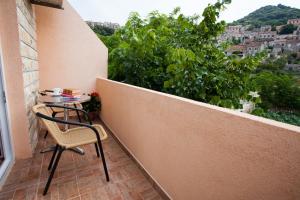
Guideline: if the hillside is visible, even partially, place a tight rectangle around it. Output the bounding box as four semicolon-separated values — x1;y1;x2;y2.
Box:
230;4;300;27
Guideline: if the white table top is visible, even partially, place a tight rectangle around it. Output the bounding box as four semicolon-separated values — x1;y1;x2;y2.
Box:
38;94;91;105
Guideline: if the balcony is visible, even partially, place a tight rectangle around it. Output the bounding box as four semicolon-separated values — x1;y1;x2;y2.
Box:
0;0;299;199
0;78;299;200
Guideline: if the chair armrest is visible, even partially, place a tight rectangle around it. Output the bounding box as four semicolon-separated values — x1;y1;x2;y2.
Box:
45;104;92;125
36;112;102;144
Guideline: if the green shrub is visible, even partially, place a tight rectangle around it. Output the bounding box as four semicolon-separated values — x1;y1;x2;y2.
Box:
279;24;297;35
263;111;300;126
252;71;300;111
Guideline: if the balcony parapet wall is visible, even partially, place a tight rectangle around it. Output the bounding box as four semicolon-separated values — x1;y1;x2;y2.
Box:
97;77;300;200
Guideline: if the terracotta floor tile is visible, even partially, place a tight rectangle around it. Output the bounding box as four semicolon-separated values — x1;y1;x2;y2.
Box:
80;187;109;200
13;184;38;200
36;182;59;200
110;196;123;200
117;182;143;200
22;166;41;182
57;166;76;179
123;192;143;200
0;190;14;200
13;159;32;170
139;188;162;200
31;153;44;167
104;183;122;199
57;177;79;200
77;173;105;195
66;196;80;200
0;120;164;200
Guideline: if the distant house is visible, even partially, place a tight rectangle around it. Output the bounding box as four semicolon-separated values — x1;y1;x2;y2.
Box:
269;39;287;47
271;44;283;57
244;31;259;41
276;25;284;32
221;22;299;58
275;34;299;40
258;31;277;40
86;21;120;30
284;64;300;72
226;42;267;57
246;42;265;56
226;25;243;33
260;25;272;32
226;45;246;57
284;40;300;52
293;26;300;36
287;19;300;26
218;25;245;43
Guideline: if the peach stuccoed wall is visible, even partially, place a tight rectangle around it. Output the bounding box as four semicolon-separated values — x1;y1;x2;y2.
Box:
0;0;32;158
35;1;108;94
97;78;300;200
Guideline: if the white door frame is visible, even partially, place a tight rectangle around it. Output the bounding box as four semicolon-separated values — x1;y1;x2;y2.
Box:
0;50;14;182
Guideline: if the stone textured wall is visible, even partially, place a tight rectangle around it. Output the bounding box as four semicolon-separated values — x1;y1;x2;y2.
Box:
16;0;39;152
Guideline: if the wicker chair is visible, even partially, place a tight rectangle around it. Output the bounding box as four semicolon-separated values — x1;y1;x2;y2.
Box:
32;104;110;195
43;103;83;139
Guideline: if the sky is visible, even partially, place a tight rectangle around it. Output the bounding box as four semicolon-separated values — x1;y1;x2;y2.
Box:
68;0;300;25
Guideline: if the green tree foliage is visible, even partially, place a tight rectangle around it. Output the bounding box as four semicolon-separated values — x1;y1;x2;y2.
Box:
286;52;300;65
102;0;264;109
256;56;287;71
252;71;300;111
251;54;300;125
231;37;241;45
279;24;298;35
262;111;300;126
230;4;300;27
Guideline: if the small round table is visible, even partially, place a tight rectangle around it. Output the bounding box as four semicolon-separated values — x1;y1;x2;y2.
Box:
38;94;91;155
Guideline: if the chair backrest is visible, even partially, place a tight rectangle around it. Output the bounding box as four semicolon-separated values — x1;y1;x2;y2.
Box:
32;104;63;143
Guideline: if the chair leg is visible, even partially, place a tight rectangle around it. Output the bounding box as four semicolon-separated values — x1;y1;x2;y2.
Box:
43;146;64;196
44;112;57;140
48;144;59;170
94;143;100;157
97;141;109;182
43;131;48;139
73;104;82;123
52;112;57;118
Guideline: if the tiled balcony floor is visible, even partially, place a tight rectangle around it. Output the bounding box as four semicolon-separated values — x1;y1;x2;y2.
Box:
0;121;163;200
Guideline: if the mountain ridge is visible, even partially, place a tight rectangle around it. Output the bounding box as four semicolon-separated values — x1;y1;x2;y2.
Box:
230;4;300;27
